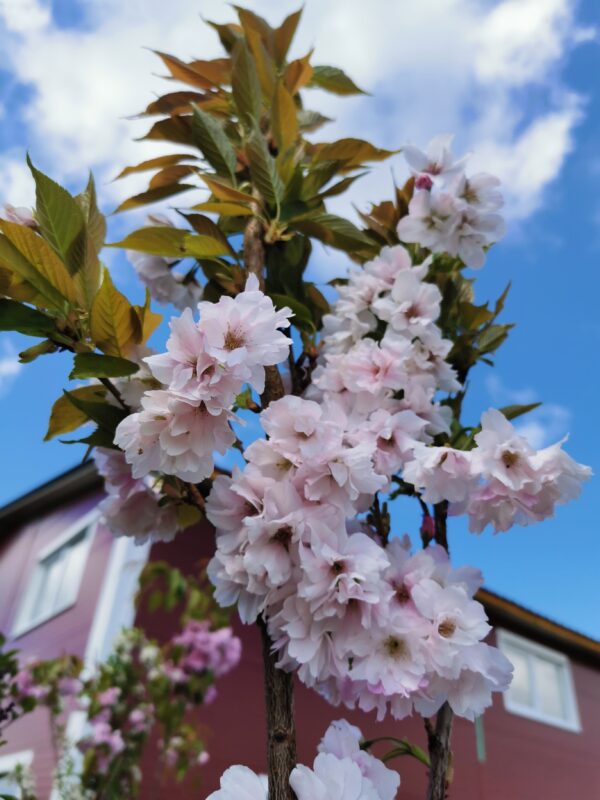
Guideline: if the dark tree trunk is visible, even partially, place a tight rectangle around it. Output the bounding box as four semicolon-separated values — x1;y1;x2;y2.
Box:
258;618;297;800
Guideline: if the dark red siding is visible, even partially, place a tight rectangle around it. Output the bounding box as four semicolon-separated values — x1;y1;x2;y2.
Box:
137;523;600;800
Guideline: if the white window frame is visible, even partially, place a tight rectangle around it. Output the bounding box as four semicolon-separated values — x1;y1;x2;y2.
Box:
497;628;581;733
0;750;34;795
11;509;99;639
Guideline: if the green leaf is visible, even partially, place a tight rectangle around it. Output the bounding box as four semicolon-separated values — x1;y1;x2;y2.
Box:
193;201;252;217
115;183;196;213
62;389;127;432
246;128;284;206
231;40;262;128
90;268;139;356
0;298;56;337
191;105;237;180
176;503;203;530
45;385;106;440
309;65;367;95
70;353;139;379
19;339;58;362
74;173;104;309
270;292;315;332
291;212;374;252
61;425;117;449
27;155;86;275
197;174;255;203
297;109;332;133
478;323;513;355
498;402;542;422
0;220;81;307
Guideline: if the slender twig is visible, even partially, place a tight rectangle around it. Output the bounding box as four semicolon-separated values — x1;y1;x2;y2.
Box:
99;377;129;411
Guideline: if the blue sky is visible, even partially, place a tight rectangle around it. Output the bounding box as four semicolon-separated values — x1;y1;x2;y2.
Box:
0;0;599;638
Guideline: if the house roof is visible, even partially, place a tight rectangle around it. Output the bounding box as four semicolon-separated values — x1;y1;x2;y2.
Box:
0;461;101;529
1;463;598;665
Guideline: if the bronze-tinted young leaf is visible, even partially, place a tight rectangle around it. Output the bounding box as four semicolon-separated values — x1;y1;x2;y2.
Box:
206;20;243;53
115;183;196;213
191;105;237;180
184;233;233;258
0;220;82;307
139;116;194;146
69;352;139;380
312;138;397;167
244;26;276;99
273;7;302;65
285;52;313;95
193;200;253;216
133;289;163;344
90;268;139;356
0;298;56;337
309;65;366;95
179;212;235;255
115;153;199;181
44;385;106;441
108;226;188;257
187;58;232;85
139;90;207;117
499;403;542;422
272;80;299;154
231;40;262;128
317;172;366;200
198;174;255;204
149;164;199;189
154;51;217;90
246;128;284;206
27;156;86;275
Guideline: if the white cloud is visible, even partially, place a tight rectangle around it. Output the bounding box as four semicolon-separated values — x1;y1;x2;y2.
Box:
0;339;22;396
0;0;594;226
485;374;571;448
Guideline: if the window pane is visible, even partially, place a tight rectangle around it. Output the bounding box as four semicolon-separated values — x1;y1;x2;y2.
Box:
54;530;88;610
505;645;532;707
535;658;565;719
31;553;64;620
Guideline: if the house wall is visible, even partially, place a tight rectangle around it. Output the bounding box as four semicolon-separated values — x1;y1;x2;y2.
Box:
1;489;598;799
137;523;600;800
0;488;114;799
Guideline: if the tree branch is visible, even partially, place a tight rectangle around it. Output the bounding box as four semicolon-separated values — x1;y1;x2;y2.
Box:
243;207;297;799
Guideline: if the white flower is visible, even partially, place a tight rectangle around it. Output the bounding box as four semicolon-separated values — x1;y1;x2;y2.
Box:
290;753;381;800
402;134;469;180
206;765;268;800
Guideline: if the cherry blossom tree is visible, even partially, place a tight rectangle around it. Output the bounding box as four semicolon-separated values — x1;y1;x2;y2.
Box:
0;7;590;800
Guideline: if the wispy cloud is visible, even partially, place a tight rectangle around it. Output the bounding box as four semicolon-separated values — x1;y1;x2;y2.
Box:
485;373;571;448
0;0;593;230
0;339;22;397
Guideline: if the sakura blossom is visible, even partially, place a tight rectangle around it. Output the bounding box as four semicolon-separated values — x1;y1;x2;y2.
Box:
209;719;399;800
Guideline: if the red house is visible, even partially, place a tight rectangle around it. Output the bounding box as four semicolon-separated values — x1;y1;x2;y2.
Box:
1;463;599;798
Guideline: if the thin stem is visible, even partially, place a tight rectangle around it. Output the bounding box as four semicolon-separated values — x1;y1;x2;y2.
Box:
99;377;129;411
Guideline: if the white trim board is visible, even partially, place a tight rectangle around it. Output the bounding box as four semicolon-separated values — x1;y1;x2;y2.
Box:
498;628;581;733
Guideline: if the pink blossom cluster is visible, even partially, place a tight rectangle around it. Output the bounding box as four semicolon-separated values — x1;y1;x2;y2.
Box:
208;718;400;800
404;408;591;533
172;620;241;679
95;447;180;544
127;215;203;310
113;274;292;485
397;134;505;268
